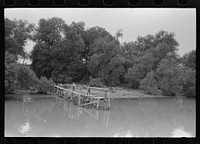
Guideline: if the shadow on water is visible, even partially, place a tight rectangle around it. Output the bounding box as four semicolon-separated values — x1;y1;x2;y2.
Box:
5;95;195;137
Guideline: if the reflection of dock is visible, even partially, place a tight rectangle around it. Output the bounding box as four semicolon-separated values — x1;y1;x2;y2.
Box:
61;99;110;127
54;84;110;110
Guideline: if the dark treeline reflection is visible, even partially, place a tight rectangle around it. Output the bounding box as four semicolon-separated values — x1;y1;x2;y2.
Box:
5;97;195;137
5;17;196;97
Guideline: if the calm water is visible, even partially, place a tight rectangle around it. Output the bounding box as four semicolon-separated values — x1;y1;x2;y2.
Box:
5;96;195;137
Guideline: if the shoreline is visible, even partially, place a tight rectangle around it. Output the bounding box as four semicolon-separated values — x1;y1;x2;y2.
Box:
5;89;190;100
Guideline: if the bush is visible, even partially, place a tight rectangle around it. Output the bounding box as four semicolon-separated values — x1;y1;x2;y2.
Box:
52;72;72;84
5;51;18;94
140;71;160;95
181;68;196;97
89;78;105;87
17;64;39;90
37;76;55;94
155;58;183;96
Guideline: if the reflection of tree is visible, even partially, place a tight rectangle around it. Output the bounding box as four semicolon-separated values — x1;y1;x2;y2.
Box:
21;98;56;136
18;119;32;136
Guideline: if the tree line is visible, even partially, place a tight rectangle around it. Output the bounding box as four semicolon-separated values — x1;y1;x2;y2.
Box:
5;17;196;97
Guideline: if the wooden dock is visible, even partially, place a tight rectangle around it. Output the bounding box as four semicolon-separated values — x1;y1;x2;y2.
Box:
54;84;110;110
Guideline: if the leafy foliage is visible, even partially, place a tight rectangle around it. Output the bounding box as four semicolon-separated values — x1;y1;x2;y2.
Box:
5;18;34;58
140;71;160;95
5;51;18;93
37;76;55;94
89;78;105;87
181;50;196;70
17;64;38;90
155;58;183;96
180;68;196;97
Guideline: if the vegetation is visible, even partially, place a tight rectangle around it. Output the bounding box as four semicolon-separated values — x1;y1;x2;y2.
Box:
37;76;55;94
5;17;196;97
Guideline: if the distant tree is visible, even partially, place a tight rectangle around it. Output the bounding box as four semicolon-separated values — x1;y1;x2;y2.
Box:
87;36;125;86
140;71;159;95
5;51;18;93
37;76;55;94
181;50;196;70
180;68;196;97
31;17;66;78
155;58;183;96
5;18;35;59
115;29;123;40
125;63;146;89
17;64;39;90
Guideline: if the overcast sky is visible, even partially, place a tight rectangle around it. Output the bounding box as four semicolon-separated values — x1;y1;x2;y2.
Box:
5;8;196;57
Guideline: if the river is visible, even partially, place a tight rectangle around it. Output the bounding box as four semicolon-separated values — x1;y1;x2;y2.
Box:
5;95;195;137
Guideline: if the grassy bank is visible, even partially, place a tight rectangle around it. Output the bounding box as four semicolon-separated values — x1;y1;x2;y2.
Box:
61;84;171;99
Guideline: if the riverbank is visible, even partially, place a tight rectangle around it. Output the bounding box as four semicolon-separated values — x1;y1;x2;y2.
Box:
62;84;172;99
5;85;188;100
5;90;56;100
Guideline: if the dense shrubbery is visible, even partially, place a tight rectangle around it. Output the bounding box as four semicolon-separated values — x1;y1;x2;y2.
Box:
17;64;38;90
5;51;55;94
89;78;105;87
181;68;196;97
140;71;160;95
37;76;55;94
5;52;18;93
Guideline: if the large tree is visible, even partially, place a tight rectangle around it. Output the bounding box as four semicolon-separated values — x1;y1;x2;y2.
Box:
5;18;34;59
31;17;66;78
124;30;180;88
31;18;86;83
181;50;196;70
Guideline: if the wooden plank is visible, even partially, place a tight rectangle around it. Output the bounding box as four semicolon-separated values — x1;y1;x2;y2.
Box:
92;97;105;100
81;100;98;106
55;85;71;92
90;86;109;92
80;93;97;97
78;95;81;105
71;91;81;95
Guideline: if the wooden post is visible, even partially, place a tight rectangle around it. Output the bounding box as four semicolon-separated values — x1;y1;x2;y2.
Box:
97;99;99;109
87;86;91;95
72;83;76;91
107;91;110;109
78;94;81;106
70;91;72;101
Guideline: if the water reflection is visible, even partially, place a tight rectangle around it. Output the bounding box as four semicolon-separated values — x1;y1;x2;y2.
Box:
172;128;192;137
18;120;31;136
5;96;195;137
114;130;135;137
61;97;110;127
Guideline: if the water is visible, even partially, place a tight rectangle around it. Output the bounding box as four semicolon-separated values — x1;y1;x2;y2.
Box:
5;95;195;137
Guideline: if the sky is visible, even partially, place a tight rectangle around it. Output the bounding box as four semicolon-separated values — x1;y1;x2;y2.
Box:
5;8;196;59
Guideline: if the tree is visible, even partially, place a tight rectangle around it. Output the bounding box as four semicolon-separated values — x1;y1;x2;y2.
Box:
31;17;66;79
86;35;125;86
115;29;123;40
181;50;196;70
155;58;183;96
125;63;146;88
140;71;159;95
180;68;196;97
5;18;35;58
5;51;18;93
31;18;86;83
17;64;39;90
